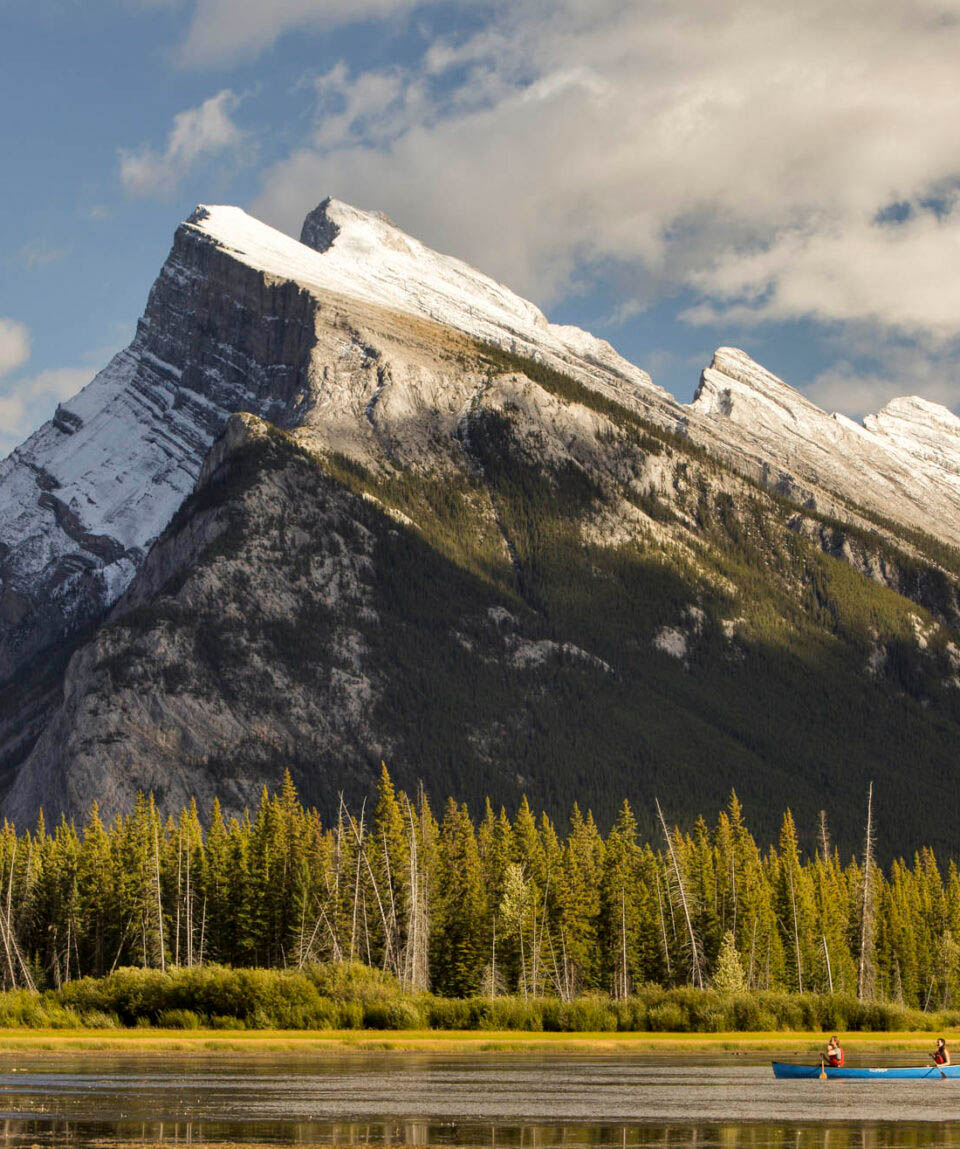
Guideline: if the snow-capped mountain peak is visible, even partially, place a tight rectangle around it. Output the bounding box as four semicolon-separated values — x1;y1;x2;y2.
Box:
3;195;960;700
689;345;960;538
187;200;661;400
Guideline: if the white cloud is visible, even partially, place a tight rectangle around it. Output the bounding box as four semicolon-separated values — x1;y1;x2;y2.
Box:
0;367;96;455
119;89;242;196
0;320;97;454
249;0;960;337
177;0;434;68
10;241;66;271
804;343;960;420
312;64;412;151
687;205;960;339
0;319;30;377
18;367;95;402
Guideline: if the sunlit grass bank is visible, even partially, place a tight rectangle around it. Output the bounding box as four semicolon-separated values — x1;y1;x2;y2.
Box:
0;1028;949;1055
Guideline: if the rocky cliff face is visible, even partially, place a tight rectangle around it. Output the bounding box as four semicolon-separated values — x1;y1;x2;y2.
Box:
0;208;321;686
3;197;960;850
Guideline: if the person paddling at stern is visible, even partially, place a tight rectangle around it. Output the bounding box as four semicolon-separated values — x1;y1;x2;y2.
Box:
932;1038;951;1066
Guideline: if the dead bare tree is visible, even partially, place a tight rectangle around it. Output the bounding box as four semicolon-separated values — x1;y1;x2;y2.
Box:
822;934;834;994
347;804;402;978
747;915;758;989
0;843;36;991
400;792;429;992
655;798;703;989
348;799;365;962
654;870;672;980
787;863;803;994
616;888;629;999
730;848;738;939
817;810;832;864
153;820;166;972
858;781;877;1002
175;832;182;967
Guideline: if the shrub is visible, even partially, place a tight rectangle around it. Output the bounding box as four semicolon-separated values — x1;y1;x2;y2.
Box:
273;994;339;1030
759;992;804;1030
157;1008;202;1029
647;1002;685;1032
557;997;617;1032
362;999;424;1029
337;1001;364;1029
730;994;761;1031
0;994;83;1029
482;997;543;1031
819;995;854;1032
210;1015;246;1030
306;962;401;1002
80;1009;119;1029
613;999;648;1032
679;989;731;1032
427;997;475;1029
8;965;960;1036
756;1009;779;1031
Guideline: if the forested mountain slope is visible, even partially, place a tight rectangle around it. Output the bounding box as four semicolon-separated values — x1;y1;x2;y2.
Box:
2;199;960;854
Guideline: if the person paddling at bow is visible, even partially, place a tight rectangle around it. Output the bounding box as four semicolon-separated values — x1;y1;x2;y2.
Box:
932;1038;951;1066
821;1035;844;1071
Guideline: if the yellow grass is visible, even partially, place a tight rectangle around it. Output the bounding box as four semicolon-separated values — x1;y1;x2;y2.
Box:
0;1028;948;1056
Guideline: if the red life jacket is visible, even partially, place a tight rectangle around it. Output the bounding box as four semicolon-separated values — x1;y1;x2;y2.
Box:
828;1047;844;1067
935;1050;947;1065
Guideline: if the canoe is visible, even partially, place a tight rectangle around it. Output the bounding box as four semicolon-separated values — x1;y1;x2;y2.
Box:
772;1061;960;1079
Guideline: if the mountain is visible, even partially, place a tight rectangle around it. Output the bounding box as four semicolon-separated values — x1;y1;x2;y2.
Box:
2;198;960;853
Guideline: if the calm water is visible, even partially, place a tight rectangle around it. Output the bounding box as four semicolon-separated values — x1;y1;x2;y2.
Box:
0;1051;958;1146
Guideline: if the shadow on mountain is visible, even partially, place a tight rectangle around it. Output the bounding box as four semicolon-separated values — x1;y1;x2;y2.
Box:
5;418;959;862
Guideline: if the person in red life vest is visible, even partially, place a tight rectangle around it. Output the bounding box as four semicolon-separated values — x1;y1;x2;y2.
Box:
823;1035;844;1068
932;1037;951;1066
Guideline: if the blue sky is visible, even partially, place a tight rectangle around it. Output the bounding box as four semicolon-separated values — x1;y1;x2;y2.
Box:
3;0;960;455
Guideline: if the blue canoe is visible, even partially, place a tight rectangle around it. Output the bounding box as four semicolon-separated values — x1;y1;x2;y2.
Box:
773;1061;960;1080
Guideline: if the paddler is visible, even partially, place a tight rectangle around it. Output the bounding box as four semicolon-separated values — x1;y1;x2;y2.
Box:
932;1037;951;1066
821;1035;844;1069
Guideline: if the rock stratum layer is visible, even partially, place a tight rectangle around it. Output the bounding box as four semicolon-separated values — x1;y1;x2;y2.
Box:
2;198;960;852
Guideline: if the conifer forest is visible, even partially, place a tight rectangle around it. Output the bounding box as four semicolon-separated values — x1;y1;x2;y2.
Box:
1;767;959;1023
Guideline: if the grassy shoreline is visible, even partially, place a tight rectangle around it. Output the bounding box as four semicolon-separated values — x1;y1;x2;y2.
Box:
0;1028;949;1055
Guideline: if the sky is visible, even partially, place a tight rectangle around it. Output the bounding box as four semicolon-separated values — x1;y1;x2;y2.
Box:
3;0;960;456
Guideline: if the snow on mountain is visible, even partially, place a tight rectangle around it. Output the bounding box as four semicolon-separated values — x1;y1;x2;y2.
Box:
189;199;667;408
865;396;960;478
3;197;960;693
0;209;320;679
689;347;960;544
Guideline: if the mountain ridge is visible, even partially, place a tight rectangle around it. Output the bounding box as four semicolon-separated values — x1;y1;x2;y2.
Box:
2;197;960;849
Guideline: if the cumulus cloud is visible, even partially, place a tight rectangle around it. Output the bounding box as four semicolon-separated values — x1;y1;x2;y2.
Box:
805;342;960;420
0;322;97;455
0;320;30;377
176;0;434;68
0;367;97;455
119;89;242;196
250;0;960;339
687;204;960;340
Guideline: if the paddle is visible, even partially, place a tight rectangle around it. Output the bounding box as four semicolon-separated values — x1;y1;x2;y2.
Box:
820;1055;827;1080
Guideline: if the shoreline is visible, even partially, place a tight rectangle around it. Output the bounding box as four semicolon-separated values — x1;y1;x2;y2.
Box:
0;1029;949;1055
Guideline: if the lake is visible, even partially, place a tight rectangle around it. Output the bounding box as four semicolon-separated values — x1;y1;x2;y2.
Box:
0;1051;958;1145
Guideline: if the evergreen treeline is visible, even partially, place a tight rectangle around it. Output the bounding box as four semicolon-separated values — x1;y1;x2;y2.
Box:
1;769;958;1012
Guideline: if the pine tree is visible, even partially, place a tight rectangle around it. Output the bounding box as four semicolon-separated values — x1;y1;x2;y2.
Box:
431;800;486;995
712;930;746;994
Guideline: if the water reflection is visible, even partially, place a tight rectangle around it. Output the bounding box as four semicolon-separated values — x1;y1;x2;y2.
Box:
1;1120;960;1146
0;1054;958;1145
